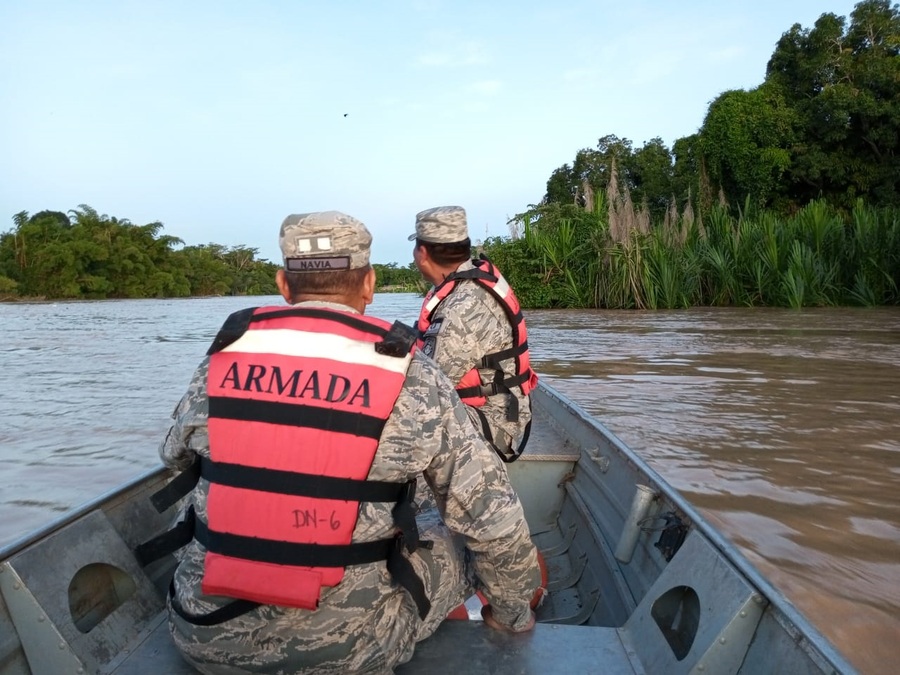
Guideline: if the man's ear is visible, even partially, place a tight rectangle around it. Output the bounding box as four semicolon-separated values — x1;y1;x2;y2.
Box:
361;267;376;307
275;269;292;303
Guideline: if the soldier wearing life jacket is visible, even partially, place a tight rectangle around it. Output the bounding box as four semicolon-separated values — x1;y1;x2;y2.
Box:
157;211;540;674
411;206;539;462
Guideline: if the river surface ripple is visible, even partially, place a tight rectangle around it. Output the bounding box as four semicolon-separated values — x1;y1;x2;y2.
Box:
1;296;898;673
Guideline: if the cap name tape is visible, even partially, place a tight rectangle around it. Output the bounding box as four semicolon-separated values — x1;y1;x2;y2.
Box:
285;256;351;272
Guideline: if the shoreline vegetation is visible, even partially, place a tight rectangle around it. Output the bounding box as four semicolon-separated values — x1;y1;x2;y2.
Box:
2;2;897;309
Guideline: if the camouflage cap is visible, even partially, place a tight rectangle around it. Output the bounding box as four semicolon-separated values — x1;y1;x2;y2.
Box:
408;205;469;244
279;211;371;272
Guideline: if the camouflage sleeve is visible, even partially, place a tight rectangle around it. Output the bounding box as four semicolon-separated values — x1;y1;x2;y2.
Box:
426;285;505;385
158;357;210;471
409;355;541;630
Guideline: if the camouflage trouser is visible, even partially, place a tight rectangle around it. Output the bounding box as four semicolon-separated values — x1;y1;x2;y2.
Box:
173;508;471;675
405;507;473;644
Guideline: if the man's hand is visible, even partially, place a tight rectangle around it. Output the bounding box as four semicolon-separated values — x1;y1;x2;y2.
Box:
481;605;536;633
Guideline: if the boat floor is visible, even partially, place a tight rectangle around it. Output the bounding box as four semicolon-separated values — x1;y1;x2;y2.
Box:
111;610;638;675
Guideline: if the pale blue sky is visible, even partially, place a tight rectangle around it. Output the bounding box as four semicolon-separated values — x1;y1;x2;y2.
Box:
0;1;861;265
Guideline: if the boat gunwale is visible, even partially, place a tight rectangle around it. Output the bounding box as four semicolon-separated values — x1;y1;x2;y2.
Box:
0;465;170;561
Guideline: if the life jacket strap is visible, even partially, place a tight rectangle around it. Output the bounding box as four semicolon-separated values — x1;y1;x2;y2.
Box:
136;465;420;562
165;515;431;626
206;307;258;355
375;321;418;357
168;533;432;627
387;534;431;620
470;407;533;464
444;267;497;284
207;306;416;358
149;461;201;513
134;505;197;566
168;578;262;626
479;340;528;368
199;457;416;504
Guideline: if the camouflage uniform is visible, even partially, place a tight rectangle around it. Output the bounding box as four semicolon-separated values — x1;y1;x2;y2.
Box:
412;207;533;458
159;210;540;675
419;259;532;457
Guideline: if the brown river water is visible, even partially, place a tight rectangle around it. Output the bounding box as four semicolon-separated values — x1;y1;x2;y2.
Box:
1;296;898;673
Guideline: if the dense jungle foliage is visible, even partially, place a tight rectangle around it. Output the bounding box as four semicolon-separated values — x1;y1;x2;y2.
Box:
2;1;897;307
0;205;422;300
484;0;900;309
0;206;280;300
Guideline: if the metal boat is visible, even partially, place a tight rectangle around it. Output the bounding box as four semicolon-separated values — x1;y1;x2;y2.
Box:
0;382;857;674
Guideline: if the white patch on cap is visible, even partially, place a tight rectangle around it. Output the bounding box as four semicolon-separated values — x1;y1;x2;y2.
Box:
294;236;333;253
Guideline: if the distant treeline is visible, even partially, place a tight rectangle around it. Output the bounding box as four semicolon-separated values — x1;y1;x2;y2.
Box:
0;205;421;300
0;206;280;300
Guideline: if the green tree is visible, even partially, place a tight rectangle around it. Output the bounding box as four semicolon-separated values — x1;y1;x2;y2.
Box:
699;84;796;209
765;0;900;208
543;135;635;205
630;138;675;220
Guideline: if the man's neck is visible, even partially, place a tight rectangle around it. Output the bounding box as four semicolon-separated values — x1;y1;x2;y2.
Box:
292;295;365;314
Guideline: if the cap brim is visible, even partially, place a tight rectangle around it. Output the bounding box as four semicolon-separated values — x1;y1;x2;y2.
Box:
407;232;417;241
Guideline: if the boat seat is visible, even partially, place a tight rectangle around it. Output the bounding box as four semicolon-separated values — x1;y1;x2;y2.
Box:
396;620;640;674
112;613;642;675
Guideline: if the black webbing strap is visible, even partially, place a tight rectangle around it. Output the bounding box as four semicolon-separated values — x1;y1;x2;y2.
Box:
206;307;258;355
249;307;388;338
200;458;421;552
471;406;532;464
471;406;496;447
189;520;430;622
208;397;387;439
194;518;393;566
150;461;201;513
206;306;402;357
168;579;261;627
455;371;531;401
200;457;414;503
479;340;528;368
387;536;431;619
512;418;532;462
375;321;418;357
168;532;430;625
445;267;497;284
134;506;197;567
138;468;420;565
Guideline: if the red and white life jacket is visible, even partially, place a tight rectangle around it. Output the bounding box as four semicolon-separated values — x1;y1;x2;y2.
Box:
196;306;424;614
416;258;538;460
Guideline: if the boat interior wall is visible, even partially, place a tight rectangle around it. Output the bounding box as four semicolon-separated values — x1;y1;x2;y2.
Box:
620;531;768;674
0;470;176;675
0;600;29;675
512;387;771;673
1;510;162;675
